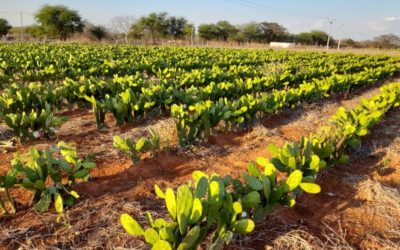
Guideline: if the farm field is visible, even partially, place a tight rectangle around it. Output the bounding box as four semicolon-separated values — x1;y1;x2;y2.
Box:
0;44;399;249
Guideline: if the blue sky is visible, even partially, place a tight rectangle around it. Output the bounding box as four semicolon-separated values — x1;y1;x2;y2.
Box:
1;0;399;40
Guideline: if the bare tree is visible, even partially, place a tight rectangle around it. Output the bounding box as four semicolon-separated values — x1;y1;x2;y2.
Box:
373;33;400;49
111;16;135;43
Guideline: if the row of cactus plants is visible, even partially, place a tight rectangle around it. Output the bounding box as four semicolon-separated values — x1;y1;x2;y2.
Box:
120;82;400;249
1;50;398;141
85;63;399;132
171;64;399;146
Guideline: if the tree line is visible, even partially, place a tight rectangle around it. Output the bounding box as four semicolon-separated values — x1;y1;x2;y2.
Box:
1;4;400;49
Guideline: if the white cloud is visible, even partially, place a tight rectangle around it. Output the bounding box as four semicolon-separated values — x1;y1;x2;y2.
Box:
313;19;325;28
384;16;400;21
369;21;389;31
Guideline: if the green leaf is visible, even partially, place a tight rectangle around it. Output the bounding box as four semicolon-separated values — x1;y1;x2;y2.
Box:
243;174;263;191
73;169;89;179
34;194;51;212
54;192;63;213
267;144;279;155
33;180;45;190
120;213;144;236
189;198;203;224
209;180;221;205
64;196;74;207
357;128;368;136
154;185;165;199
194;177;208;198
256;157;269;167
70;190;80;199
222;111;231;120
337;154;349;164
152;240;172;250
135;138;147;151
309;155;320;171
176;185;193;235
209;236;224;250
263;161;276;177
192;170;208;182
288;157;296;169
242;191;260;210
146;211;155;227
262;176;271;201
283;196;296;207
159;226;174;242
145;228;160;246
285;170;302;191
154;218;167;229
345;137;361;147
247;162;261;177
233;219;255;234
178;226;200;250
59;159;72;172
233;202;242;214
165;188;177;220
301;176;315;183
82;162;96;169
300;183;321;194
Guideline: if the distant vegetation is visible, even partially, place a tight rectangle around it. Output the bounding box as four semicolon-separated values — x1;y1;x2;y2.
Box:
0;18;12;36
1;4;400;49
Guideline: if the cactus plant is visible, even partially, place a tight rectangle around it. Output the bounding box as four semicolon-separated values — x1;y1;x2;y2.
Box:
9;142;96;213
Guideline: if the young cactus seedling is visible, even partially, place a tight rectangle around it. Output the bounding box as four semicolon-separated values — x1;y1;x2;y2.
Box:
0;169;17;214
113;129;161;164
10;142;96;214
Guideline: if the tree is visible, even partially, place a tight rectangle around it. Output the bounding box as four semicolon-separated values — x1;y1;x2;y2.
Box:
35;5;84;40
309;30;330;46
130;22;145;40
198;21;238;42
296;30;330;46
373;33;400;49
239;22;262;43
198;24;219;41
259;22;288;42
25;25;46;38
182;23;195;41
216;21;238;41
111;16;136;43
296;32;314;45
341;38;361;48
89;25;107;41
0;18;12;36
135;12;169;44
166;16;188;40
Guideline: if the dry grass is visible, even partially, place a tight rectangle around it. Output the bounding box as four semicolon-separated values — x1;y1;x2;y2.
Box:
271;223;353;250
0;195;153;249
229;216;354;250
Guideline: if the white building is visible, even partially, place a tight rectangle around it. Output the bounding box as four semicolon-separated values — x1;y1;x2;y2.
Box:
269;42;296;49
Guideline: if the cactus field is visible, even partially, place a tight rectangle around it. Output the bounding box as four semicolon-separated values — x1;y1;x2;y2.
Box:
0;44;399;249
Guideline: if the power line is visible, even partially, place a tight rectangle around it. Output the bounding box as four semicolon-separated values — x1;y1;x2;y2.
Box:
239;0;326;20
223;0;328;20
222;0;265;12
0;11;33;15
222;0;349;41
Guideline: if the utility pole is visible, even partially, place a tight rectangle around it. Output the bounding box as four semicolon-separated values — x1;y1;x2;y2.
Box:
337;23;344;51
190;24;195;46
20;12;24;41
326;19;335;50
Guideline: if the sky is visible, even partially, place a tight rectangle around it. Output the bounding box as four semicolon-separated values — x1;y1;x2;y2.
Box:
1;0;400;40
